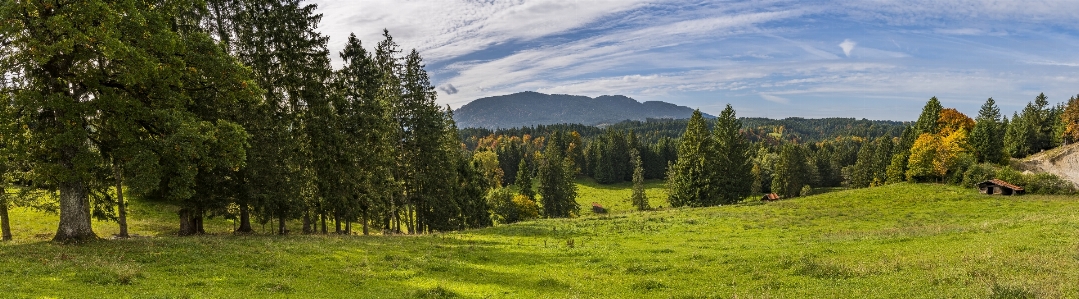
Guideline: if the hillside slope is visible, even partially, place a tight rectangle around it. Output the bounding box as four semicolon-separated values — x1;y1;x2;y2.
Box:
3;184;1078;298
1015;142;1079;187
453;91;709;129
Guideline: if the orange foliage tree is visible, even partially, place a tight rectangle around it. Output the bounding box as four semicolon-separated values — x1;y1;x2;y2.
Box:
937;108;975;136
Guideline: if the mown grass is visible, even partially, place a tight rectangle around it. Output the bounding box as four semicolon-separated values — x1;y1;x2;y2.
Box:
2;183;1078;298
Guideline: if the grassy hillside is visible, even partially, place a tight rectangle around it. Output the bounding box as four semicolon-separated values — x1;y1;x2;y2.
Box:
2;183;1078;298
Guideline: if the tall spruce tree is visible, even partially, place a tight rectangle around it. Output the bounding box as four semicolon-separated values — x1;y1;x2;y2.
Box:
628;149;649;211
515;159;535;199
712;104;753;205
538;133;579;218
771;144;810;198
914;97;944;136
850;139;877;188
970;98;1004;164
667;110;715;207
871;136;894;186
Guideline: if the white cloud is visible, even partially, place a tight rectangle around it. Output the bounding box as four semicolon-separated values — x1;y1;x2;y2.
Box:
760;93;790;104
839;39;856;57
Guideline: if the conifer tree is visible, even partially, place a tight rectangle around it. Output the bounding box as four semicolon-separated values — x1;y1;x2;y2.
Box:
1004;112;1029;158
970;98;1004;164
712;104;753;205
850;139;877;188
871;136;894;186
914;97;944;135
628;149;649;211
667;110;716;207
515;159;535;199
538;133;579;218
771;144;810;198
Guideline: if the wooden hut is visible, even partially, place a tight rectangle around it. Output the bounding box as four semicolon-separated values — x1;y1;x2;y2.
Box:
761;193;780;202
977;179;1025;196
591;202;607;214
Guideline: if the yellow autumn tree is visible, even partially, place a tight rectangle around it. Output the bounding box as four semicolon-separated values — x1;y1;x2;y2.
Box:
472;151;504;188
937;108;975;136
1063;95;1079;144
935;127;972;177
906;133;940;181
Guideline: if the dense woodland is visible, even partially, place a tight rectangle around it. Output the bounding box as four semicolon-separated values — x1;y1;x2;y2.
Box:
2;0;1078;244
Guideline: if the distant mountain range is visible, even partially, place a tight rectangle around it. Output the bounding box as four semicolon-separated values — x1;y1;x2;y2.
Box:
453;91;710;129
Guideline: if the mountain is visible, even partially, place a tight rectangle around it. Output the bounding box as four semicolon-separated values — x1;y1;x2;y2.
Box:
453;91;710;129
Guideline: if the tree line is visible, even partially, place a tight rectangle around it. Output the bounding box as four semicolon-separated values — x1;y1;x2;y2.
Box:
0;0;578;242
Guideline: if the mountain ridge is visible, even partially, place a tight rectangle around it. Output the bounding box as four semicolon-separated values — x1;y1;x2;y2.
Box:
453;91;711;129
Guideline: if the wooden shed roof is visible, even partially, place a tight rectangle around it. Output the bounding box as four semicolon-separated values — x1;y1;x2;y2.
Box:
980;179;1024;191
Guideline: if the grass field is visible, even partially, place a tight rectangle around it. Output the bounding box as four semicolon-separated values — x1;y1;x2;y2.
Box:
2;182;1078;298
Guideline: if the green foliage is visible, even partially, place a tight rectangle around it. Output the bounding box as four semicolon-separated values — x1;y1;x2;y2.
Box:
628;150;649;211
537;136;579;218
914;97;943;136
711;105;754;205
487;188;538;224
970;98;1004;164
666;110;715;207
771;144;812;198
514;159;535;199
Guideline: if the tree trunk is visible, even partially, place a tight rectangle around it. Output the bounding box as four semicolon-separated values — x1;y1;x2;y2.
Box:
1;198;11;241
334;212;342;234
54;180;96;242
196;210;205;234
277;214;286;235
302;212;312;234
405;204;414;235
178;208;198;236
361;210;369;236
320;212;327;234
394;207;402;234
236;204;253;233
114;165;129;238
345;221;351;235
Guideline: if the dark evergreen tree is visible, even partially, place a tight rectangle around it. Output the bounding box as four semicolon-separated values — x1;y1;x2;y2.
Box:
850;139;877;188
628;149;649;211
515;159;535;199
970;98;1004;164
771;144;811;198
667;110;716;207
914;97;944;136
871;136;894;186
712;104;753;205
538;133;579;218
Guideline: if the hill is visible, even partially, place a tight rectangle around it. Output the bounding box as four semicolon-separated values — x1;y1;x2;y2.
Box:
3;183;1078;297
1015;142;1079;187
452;91;710;129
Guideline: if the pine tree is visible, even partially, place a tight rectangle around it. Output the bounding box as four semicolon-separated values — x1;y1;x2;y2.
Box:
712;104;753;205
771;144;810;198
970;98;1004;164
628;150;649;211
871;136;894;186
1004;112;1029;158
538;133;579;218
515;159;535;199
850;139;877;188
914;97;944;135
667;110;716;207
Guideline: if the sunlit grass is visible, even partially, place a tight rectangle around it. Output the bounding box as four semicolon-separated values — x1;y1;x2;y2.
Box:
1;183;1077;298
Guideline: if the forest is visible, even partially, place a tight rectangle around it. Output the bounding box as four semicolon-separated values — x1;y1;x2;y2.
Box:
2;0;1079;246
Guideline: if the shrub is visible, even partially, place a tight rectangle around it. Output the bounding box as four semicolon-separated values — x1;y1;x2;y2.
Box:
1024;173;1076;195
799;185;813;197
488;188;539;224
961;163;997;187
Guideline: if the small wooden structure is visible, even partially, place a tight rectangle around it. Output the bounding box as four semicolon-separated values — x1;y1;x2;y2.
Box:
977;179;1025;196
591;202;607;214
761;193;780;202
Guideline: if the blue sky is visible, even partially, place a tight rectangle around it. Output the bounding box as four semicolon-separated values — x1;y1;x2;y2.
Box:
310;0;1079;121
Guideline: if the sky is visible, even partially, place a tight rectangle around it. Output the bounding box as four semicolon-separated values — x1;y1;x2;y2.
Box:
309;0;1079;121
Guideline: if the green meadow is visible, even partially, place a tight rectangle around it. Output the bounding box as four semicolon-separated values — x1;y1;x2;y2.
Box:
2;182;1078;298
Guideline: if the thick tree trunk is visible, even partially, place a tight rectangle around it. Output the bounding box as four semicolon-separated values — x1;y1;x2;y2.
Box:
345;221;351;235
114;166;129;238
236;205;253;233
1;198;11;241
54;180;96;242
196;210;205;234
178;208;199;236
361;211;369;236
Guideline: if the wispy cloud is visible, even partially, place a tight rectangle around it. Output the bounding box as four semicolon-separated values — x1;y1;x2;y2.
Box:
310;0;1079;120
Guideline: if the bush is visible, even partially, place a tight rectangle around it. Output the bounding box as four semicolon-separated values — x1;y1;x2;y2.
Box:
799;185;813;197
488;188;539;224
960;163;997;187
1024;173;1076;195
